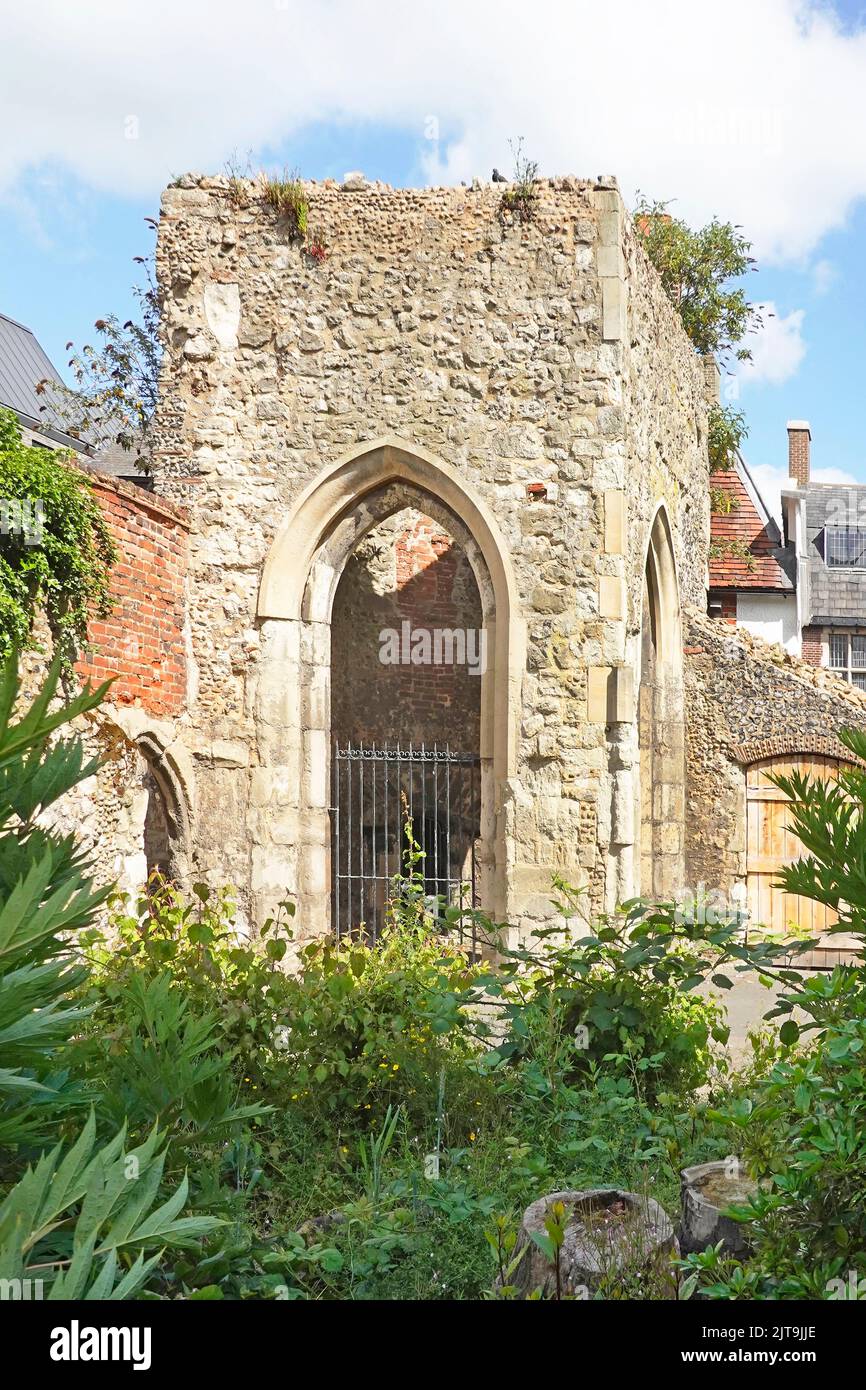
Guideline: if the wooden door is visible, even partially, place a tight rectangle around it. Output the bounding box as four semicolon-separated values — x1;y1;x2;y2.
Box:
746;754;857;967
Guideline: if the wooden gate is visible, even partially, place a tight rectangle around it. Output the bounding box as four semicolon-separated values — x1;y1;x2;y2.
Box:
746;754;857;967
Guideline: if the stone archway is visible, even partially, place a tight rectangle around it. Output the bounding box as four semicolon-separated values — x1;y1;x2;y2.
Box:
638;505;685;897
255;438;524;938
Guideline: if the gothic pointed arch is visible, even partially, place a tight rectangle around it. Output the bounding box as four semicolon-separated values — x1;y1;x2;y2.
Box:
638;503;685;897
254;438;525;936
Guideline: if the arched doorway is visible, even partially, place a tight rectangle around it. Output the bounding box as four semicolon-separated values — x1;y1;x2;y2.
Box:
330;503;483;940
255;438;524;939
638;506;685;897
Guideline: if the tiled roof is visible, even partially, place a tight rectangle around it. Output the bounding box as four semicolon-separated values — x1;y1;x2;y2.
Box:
0;311;89;452
709;458;793;591
0;312;69;427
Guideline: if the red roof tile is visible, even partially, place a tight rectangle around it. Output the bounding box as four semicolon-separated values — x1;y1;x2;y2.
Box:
709;464;791;591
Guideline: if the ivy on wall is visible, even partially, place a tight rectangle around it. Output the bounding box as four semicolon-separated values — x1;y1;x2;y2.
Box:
0;408;117;667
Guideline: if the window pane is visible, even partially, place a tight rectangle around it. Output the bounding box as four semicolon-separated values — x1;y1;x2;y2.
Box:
852;673;866;691
827;527;866;567
852;635;866;669
830;633;848;668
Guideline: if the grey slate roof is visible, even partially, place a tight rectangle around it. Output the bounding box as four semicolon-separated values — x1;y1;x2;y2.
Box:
92;437;150;482
0;312;89;452
804;482;866;624
0;312;153;485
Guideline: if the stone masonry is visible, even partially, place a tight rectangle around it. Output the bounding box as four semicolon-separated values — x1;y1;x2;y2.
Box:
28;168;866;996
150;172;710;939
684;604;866;891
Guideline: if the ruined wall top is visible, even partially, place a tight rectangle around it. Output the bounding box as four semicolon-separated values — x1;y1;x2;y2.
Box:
159;172;617;257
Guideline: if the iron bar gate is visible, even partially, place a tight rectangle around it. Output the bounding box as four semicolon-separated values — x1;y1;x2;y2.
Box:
330;741;481;948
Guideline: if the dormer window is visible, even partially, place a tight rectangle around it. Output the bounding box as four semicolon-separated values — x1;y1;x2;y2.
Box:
827;526;866;568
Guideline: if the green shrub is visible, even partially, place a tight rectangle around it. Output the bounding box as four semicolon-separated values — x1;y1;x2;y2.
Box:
0;651;235;1300
74;971;270;1156
270;922;494;1138
683;978;866;1299
85;877;297;1088
486;880;730;1100
0;1112;223;1299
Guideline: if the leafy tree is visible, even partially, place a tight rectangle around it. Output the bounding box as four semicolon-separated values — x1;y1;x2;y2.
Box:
40;237;161;473
0;408;116;668
634;196;761;366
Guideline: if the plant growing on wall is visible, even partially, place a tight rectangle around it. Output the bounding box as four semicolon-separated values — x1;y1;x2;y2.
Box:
706;404;755;569
633;197;761;366
708;486;738;516
498;138;539;224
40;237;161;474
708;402;748;472
0;407;116;667
707;536;756;572
262;168;309;239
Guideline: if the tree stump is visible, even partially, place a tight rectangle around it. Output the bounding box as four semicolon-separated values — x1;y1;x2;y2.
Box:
506;1188;678;1299
680;1161;758;1257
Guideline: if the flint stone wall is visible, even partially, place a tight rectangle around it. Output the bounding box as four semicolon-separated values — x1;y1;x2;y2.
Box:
152;173;709;935
684;606;866;890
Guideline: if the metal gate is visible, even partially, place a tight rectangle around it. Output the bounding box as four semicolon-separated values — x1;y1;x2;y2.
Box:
330;741;481;946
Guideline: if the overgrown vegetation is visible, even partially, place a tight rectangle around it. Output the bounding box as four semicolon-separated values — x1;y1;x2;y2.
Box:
2;657;864;1299
498;137;539;224
44;240;161;474
708;401;748;472
262;168;309;239
633;196;761;366
0;409;116;667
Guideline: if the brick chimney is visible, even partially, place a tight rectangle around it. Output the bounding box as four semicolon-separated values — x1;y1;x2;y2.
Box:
787;420;811;485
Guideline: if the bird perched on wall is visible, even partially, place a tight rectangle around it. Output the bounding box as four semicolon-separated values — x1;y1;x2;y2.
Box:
491;168;508;183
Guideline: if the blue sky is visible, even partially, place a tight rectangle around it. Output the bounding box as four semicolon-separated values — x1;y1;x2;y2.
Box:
2;0;866;516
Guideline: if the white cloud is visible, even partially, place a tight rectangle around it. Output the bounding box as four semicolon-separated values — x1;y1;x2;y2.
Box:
2;2;866;263
749;462;859;524
735;303;806;388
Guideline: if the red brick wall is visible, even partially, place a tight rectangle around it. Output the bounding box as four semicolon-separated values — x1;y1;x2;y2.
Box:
708;590;737;623
787;425;811;486
331;510;482;749
391;516;481;737
75;466;189;716
801;625;823;665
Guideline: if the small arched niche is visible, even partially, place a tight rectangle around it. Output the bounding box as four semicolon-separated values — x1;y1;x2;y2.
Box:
136;733;191;886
